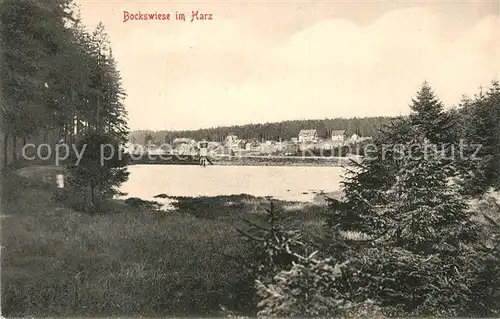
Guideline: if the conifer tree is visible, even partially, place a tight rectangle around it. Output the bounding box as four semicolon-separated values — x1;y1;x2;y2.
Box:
328;117;412;235
474;81;500;191
64;23;129;210
325;83;482;316
375;127;477;253
457;81;500;194
329;82;466;236
0;0;74;158
409;81;455;144
467;204;500;317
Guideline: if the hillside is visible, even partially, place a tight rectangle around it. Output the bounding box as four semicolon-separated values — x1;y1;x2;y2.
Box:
131;116;394;144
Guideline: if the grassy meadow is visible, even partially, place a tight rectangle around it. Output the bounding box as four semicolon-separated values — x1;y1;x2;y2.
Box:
0;169;328;317
2;166;499;317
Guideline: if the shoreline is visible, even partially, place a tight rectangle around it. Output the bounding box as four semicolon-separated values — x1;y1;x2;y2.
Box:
128;154;358;167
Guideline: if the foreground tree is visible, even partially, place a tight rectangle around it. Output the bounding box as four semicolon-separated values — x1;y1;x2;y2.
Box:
0;1;129;169
375;128;478;252
330;82;473;235
408;81;456;144
0;0;77;162
322;83;482;316
466;81;500;192
328;117;412;235
467;201;500;317
0;1;132;209
66;131;128;209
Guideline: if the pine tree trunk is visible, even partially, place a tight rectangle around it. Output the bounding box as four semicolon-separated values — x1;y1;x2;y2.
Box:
62;124;67;143
12;133;17;163
90;185;95;205
3;132;8;168
76;117;81;141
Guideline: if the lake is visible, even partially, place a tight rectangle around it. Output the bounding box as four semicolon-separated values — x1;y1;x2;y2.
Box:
119;164;346;204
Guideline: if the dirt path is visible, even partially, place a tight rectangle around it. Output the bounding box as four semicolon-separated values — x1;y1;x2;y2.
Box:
15;165;65;179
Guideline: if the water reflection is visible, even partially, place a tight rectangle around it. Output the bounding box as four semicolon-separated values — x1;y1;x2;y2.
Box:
119;164;345;203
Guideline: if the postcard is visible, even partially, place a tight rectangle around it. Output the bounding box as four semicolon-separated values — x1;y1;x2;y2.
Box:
1;0;499;317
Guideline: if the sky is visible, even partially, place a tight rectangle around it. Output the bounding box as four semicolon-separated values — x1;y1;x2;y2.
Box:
76;0;499;131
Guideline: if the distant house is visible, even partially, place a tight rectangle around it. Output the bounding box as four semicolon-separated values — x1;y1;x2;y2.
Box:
229;139;246;151
173;137;195;145
177;143;197;155
320;140;337;150
283;141;299;155
225;134;238;145
245;140;260;150
298;129;318;143
331;130;346;144
172;138;196;154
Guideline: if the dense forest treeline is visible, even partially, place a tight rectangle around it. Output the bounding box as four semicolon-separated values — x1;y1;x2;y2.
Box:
131;117;394;144
0;0;128;167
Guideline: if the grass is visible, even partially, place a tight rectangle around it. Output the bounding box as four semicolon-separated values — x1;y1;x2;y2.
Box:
0;169;325;317
3;165;498;317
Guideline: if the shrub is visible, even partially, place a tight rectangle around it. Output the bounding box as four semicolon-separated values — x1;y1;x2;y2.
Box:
236;201;310;284
256;252;384;318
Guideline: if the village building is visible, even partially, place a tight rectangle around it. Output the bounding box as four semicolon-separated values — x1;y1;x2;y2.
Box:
172;138;197;154
283;141;299;155
173;137;196;145
331;130;346;144
225;134;238;145
245;140;260;150
177;143;197;155
229;139;246;151
320;140;338;150
298;129;318;143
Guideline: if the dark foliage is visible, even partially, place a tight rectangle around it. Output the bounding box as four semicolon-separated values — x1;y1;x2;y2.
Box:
1;0;129;166
246;82;499;318
454;81;500;194
66;131;129;209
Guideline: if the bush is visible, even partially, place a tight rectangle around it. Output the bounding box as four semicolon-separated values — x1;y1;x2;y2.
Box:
256;254;347;318
236;201;311;284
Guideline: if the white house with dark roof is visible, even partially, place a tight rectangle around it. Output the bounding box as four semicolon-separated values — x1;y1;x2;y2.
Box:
298;129;318;143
